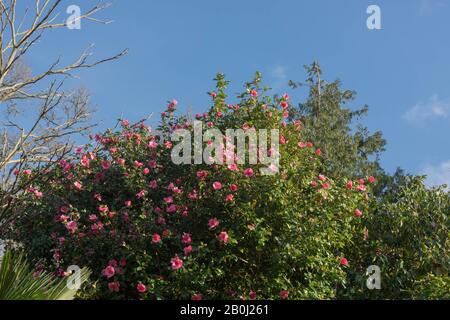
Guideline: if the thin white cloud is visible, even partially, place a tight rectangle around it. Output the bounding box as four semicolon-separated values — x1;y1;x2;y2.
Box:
270;65;288;91
419;0;446;15
423;160;450;188
402;95;450;124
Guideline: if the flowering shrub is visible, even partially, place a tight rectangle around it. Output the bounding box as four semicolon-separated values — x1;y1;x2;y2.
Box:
10;73;375;299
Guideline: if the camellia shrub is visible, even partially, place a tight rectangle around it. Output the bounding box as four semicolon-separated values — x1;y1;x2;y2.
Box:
10;73;376;300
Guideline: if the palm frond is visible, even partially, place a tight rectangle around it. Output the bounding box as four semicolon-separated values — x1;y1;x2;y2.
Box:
0;249;90;300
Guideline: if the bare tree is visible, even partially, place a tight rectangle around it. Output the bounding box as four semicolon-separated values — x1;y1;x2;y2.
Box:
0;0;127;232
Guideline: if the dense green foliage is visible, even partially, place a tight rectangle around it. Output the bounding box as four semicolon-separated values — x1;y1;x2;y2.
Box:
3;69;449;300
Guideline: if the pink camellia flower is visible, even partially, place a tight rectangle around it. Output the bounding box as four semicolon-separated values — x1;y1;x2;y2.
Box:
124;200;132;207
279;135;286;145
60;205;70;213
171;255;183;270
73;181;82;190
66;221;78;233
98;205;109;213
156;216;166;225
267;163;279;173
227;163;238;171
229;184;238;192
166;204;177;213
167;182;175;191
108;281;120;293
164;141;173;149
143;168;150;175
250;89;258;98
181;233;192;244
149;180;158;189
172;187;182;194
212;181;222;190
116;158;125;166
318;174;326;182
208;218;220;230
134;161;143;168
102;160;111;170
164;196;173;204
102;265;115;278
191;294;203;301
89;214;98;222
368;176;376;184
346;180;353;189
359;178;366;185
196;170;207;179
152;233;161;243
108;259;118;267
249;291;257;300
136;283;147;293
184;245;193;256
218;231;229;244
136;190;146;199
148;160;157;169
268;147;278;157
279;290;289;299
244;168;254;177
340;257;349;266
23;169;32;175
225;194;234;202
311;181;318;188
94;193;102;201
357;184;366;192
316;149;322;156
188;191;198;200
57;214;69;222
322;182;330;190
148;140;158;149
354;209;362;217
33;190;43;198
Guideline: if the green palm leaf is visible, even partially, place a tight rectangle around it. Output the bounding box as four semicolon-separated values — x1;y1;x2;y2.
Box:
0;249;90;300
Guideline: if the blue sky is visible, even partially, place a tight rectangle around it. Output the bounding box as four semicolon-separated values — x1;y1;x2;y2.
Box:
25;0;450;186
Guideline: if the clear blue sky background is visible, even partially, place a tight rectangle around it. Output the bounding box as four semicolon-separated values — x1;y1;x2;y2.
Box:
24;0;450;186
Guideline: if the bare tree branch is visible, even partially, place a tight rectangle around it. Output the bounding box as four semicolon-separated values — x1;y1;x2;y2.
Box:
0;0;127;232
